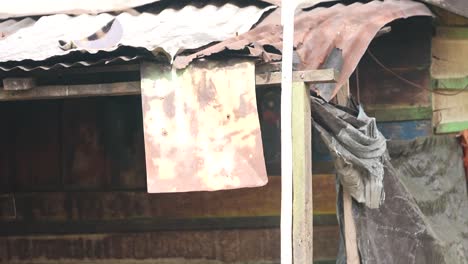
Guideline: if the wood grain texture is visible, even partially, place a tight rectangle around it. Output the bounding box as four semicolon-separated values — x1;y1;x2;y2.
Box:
62;98;111;188
0;227;339;262
432;27;468;79
10;100;61;189
292;82;313;263
433;90;468;130
0;82;141;101
3;176;336;222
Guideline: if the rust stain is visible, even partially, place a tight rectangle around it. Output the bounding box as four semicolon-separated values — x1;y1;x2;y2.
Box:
140;59;267;193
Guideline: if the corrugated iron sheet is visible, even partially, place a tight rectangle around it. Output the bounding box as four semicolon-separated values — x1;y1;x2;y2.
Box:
0;55;141;72
140;59;268;193
174;0;433;101
0;0;160;19
420;0;468;18
0;3;275;63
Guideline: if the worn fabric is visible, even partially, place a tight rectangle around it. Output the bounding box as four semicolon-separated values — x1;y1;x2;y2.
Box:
311;97;387;208
312;98;468;263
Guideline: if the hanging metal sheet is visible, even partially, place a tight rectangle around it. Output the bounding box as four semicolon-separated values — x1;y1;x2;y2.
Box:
140;59;268;193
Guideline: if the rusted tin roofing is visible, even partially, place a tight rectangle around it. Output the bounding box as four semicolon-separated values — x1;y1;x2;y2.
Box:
0;3;274;63
174;0;433;101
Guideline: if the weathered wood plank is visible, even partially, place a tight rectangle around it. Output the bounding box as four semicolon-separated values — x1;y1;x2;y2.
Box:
365;105;432;121
62;98;111;188
292;82;313;263
5;175;336;222
0;227;339;262
433;90;468;132
0;102;11;191
11;100;61;189
256;69;338;86
377;120;432;140
435;121;468;134
432;28;468;79
0;215;338;236
3;77;36;91
433;77;468;89
0;81;141;101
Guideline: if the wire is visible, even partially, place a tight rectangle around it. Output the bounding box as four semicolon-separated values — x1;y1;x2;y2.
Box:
367;49;468;96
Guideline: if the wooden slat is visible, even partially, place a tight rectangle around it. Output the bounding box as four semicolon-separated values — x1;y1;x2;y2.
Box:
0;102;11;191
62;98;111;188
5;176;336;222
0;215;338;236
101;96;146;188
292;82;313;263
3;78;35;91
0;81;141;101
256;69;338;86
11;100;61;189
433;77;468;89
435;121;468;134
432;28;468;79
377;120;432;140
365;105;432;121
0;227;339;262
433;90;468;133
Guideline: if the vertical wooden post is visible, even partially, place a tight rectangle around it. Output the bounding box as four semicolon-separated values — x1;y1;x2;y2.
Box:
292;82;313;263
336;81;360;264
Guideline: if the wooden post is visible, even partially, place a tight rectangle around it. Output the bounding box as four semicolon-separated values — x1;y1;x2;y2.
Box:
292;82;313;263
336;81;360;264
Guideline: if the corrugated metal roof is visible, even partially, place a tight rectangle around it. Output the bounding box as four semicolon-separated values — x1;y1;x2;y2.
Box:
174;0;433;101
0;0;160;19
420;0;468;18
0;3;275;63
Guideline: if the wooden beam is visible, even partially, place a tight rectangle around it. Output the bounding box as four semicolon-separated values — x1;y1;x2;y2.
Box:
0;69;336;101
3;77;36;90
256;69;338;86
336;81;359;264
0;215;338;236
435;121;468;134
292;81;313;263
0;81;140;101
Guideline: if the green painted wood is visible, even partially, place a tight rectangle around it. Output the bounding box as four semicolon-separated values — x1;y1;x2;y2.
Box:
292;82;313;263
436;26;468;39
435;121;468;134
433;77;468;89
365;105;432;121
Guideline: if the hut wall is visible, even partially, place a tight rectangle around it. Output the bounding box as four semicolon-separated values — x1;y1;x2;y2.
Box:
0;16;434;264
0;96;338;264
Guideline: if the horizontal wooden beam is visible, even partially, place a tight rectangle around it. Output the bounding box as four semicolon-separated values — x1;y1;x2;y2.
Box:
435;121;468;134
0;81;140;101
0;215;337;236
432;77;468;89
256;69;338;86
365;105;432;122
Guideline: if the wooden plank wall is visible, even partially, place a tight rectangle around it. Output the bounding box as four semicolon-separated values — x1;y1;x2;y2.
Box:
431;10;468;134
0;16;434;264
0;95;338;264
349;17;433;140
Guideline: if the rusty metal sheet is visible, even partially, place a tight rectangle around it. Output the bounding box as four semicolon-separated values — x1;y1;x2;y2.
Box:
0;3;275;63
140;59;268;193
174;0;433;102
